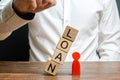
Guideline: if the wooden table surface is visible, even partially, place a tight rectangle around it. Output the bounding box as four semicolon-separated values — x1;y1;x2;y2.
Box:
0;61;119;80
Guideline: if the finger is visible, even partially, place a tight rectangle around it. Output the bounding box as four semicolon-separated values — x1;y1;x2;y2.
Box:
42;0;49;5
43;0;56;9
33;0;48;12
31;0;56;13
28;0;37;11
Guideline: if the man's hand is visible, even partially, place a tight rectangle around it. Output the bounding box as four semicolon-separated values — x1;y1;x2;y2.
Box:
13;0;56;13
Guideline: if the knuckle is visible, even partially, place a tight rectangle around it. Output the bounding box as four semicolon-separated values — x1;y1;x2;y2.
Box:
49;0;56;5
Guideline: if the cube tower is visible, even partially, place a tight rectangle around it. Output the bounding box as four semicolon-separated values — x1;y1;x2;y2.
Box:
44;26;78;75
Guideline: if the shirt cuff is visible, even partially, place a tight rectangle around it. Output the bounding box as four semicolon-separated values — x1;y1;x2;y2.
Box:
12;3;35;20
0;32;12;40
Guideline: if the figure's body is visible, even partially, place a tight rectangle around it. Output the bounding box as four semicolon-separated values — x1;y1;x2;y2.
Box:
72;52;80;75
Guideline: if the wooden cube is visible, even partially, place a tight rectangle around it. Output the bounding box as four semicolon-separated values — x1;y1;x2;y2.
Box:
56;37;72;52
63;26;78;42
44;60;60;75
52;49;67;64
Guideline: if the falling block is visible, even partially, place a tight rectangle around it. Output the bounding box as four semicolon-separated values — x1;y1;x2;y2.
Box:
44;26;79;76
52;49;67;64
63;26;78;42
44;60;60;75
56;37;72;52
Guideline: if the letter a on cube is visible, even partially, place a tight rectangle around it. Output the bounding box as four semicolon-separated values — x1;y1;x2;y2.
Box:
52;49;67;64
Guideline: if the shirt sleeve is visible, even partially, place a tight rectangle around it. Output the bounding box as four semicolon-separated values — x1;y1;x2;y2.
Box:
0;1;32;40
98;0;120;61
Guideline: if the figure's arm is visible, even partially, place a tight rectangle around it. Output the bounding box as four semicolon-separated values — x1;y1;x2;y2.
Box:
98;0;120;61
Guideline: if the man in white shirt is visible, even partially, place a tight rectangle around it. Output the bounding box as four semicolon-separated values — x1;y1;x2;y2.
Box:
0;0;120;61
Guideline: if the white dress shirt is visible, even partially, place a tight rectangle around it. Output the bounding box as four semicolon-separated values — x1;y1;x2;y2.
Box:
0;0;120;61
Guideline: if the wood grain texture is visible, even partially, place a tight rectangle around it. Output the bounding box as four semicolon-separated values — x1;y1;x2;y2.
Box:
56;37;72;52
62;26;78;42
52;49;67;64
44;60;60;75
0;62;119;80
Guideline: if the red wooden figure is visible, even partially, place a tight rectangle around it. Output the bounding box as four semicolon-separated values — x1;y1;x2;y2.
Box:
72;52;80;75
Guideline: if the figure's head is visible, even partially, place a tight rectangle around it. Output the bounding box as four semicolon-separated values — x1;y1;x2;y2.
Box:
72;52;80;60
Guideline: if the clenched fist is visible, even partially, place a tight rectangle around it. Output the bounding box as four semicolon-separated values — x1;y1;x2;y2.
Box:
13;0;56;13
